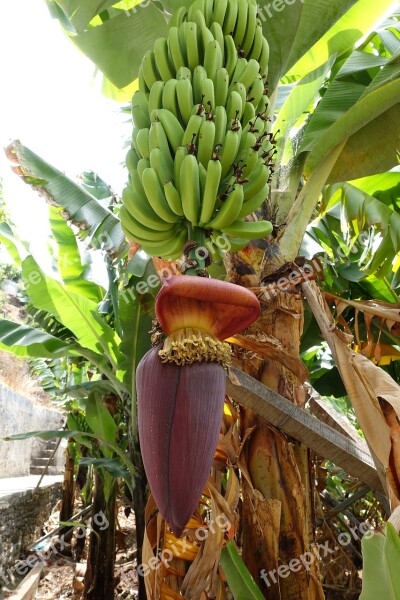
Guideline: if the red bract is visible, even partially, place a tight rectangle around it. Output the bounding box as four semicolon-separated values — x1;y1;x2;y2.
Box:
156;275;260;340
137;346;225;536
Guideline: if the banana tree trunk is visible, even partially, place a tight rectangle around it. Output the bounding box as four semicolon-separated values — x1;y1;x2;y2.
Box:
84;470;116;600
227;251;324;599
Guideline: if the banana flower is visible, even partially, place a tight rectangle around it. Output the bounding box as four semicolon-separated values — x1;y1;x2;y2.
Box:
137;275;260;535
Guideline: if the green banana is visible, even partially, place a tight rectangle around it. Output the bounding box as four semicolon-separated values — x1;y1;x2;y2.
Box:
199;158;222;225
210;21;225;62
247;77;264;107
240;147;259;176
149;80;165;115
226;90;243;121
141;167;180;223
174;146;188;191
151;108;184;154
138;65;148;94
193;65;208;103
186;22;200;71
242;101;256;127
168;5;187;29
237;59;261;91
176;78;194;125
200;77;215;111
120;206;176;242
204;40;223;78
180;153;201;225
259;37;270;77
176;66;192;81
237;182;269;218
238;130;257;156
223;0;238;35
213;0;228;28
231;58;248;86
142;50;160;89
182;113;204;148
137;157;151;180
203;0;214;26
220;218;273;239
197;119;216;168
220;128;241;178
214;67;229;107
164;181;184;216
257;93;270;117
132;91;150;129
125;148;139;173
168;26;185;72
243;163;269;200
136;128;150;159
162;79;180;119
234;0;248;47
230;81;247;108
199;162;207;198
249;24;263;63
154;37;175;81
122;179;175;231
199;24;214;55
150;147;174;185
224;35;238;78
179;22;191;66
207;184;244;229
214;105;228;146
242;0;257;56
149;121;174;163
192;9;207;30
140;227;187;260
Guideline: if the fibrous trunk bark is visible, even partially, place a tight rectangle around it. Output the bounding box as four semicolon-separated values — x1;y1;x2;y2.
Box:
84;470;116;600
59;440;75;526
227;250;324;599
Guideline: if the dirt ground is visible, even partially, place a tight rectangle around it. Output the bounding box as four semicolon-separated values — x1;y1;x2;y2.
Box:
32;505;139;600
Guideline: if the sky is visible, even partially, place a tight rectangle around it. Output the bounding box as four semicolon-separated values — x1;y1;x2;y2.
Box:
0;0;128;257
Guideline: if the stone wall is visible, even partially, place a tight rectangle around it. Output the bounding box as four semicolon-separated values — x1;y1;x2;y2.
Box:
0;482;62;584
0;383;66;477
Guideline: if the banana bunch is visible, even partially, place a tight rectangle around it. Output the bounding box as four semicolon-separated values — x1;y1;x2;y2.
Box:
122;0;274;260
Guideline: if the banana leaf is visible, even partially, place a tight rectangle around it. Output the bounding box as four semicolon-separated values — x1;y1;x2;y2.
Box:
0;318;78;358
360;522;400;600
8;140;127;257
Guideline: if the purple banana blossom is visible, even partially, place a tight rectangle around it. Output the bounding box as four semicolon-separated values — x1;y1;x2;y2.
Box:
137;345;225;536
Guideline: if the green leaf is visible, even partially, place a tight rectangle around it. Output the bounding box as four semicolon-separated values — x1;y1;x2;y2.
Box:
0;319;77;358
84;394;118;454
9;141;126;257
220;541;265;600
118;285;152;391
79;456;130;480
22;255;122;365
73;6;168;88
262;0;357;91
360;522;400;599
48;206;103;302
281;0;395;83
275;56;336;136
4;430;78;441
301;56;400;182
0;222;28;267
51;0;117;32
